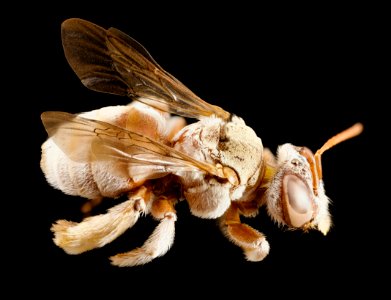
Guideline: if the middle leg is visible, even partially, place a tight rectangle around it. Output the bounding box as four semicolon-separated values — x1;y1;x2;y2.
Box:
110;195;177;267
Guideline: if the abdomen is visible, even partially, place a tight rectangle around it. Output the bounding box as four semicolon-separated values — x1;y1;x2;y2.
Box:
41;103;183;200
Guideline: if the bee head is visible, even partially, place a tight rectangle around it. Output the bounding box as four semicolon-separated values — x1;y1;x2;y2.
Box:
265;123;363;235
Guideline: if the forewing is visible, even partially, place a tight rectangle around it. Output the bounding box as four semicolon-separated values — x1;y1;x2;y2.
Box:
61;19;128;95
61;18;230;120
41;111;222;178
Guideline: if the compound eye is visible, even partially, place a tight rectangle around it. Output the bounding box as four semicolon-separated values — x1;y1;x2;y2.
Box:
282;174;314;227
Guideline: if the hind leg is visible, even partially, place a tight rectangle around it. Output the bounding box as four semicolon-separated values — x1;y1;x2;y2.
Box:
110;195;177;267
220;202;270;261
51;185;152;254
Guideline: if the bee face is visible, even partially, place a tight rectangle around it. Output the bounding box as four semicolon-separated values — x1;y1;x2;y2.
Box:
265;144;328;231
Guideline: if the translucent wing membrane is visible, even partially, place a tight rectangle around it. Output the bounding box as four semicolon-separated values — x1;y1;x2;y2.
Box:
61;19;128;95
61;18;230;120
41;111;224;178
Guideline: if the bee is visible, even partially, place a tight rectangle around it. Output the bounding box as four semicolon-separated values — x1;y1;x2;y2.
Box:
41;18;363;267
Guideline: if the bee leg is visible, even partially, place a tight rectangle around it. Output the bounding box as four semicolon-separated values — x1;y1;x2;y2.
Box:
80;197;103;216
51;186;151;255
220;203;270;262
110;195;177;267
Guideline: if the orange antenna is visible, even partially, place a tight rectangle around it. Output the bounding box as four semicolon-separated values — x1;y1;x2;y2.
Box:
315;123;363;181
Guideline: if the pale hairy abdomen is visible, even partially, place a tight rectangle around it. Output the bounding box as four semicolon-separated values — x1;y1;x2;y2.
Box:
41;103;178;200
41;139;102;199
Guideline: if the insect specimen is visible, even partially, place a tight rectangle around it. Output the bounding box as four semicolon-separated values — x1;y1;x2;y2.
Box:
41;18;363;266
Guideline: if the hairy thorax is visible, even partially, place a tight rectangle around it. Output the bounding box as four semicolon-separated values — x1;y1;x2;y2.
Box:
173;116;264;218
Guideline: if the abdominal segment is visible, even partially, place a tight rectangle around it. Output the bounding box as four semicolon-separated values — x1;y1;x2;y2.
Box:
41;102;186;200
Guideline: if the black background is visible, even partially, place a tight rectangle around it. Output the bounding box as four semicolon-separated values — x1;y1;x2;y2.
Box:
22;8;383;294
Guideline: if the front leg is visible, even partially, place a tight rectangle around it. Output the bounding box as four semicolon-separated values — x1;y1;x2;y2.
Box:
219;202;270;262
